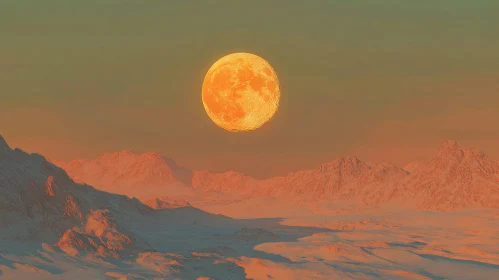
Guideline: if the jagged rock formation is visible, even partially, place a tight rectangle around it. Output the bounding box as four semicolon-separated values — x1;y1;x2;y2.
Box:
57;209;138;258
0;135;153;255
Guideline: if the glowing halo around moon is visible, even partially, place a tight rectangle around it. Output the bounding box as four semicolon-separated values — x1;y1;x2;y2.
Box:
202;53;281;132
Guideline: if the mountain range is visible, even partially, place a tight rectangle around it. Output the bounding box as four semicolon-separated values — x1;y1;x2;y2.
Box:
53;139;499;211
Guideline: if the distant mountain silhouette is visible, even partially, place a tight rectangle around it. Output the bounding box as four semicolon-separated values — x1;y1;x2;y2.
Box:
52;139;499;211
55;151;258;197
402;140;499;210
54;151;193;197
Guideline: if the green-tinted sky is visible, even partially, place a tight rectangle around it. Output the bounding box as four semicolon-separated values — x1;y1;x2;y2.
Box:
1;1;499;178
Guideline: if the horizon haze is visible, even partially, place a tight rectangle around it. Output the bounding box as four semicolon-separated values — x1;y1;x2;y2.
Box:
2;1;499;178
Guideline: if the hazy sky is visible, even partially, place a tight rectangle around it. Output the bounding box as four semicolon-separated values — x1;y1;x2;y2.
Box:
1;1;499;178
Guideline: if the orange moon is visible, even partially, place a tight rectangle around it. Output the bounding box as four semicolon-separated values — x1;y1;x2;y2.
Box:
202;53;280;132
